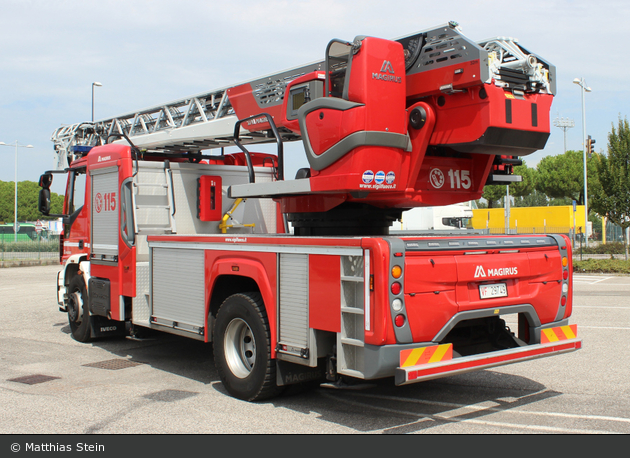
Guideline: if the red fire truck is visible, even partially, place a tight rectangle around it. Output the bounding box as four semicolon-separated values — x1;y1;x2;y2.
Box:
39;22;580;401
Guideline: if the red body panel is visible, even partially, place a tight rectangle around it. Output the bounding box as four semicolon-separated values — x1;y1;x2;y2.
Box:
205;252;278;349
309;254;341;333
345;38;407;134
427;84;553;148
402;241;568;343
227;85;283;132
406;59;485;100
146;234;572;352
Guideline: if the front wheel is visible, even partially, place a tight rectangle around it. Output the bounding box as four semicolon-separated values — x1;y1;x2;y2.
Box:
213;292;282;401
67;275;92;342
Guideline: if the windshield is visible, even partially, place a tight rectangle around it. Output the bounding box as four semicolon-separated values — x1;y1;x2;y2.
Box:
64;167;87;236
442;217;471;229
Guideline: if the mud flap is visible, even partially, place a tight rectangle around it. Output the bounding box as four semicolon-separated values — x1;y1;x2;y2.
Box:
89;277;111;318
90;315;127;338
276;359;326;386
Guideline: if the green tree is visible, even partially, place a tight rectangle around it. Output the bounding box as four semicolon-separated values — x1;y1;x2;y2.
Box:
475;199;488;209
482;185;507;208
0;180;64;223
590;116;630;258
509;161;536;198
536;150;585;204
483;160;537;208
513;190;548;207
535;150;600;206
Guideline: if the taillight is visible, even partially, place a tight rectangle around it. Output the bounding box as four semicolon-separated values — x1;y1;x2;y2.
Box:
563;270;569;280
395;314;405;327
391;265;402;279
391;282;402;295
392;298;403;312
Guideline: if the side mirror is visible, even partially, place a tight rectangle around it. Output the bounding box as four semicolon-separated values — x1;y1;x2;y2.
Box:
38;188;51;216
39;172;53;189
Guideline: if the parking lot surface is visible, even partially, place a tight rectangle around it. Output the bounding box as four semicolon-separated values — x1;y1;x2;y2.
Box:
1;266;629;435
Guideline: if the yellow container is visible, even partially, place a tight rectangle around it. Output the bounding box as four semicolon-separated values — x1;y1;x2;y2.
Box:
472;205;586;234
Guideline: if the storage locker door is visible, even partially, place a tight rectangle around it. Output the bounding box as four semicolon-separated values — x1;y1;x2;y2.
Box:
91;167;119;262
278;253;309;355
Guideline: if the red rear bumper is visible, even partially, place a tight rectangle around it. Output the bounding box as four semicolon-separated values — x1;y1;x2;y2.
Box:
395;338;581;386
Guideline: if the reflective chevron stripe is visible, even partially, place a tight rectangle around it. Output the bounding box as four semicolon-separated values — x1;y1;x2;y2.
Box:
541;324;578;344
400;344;453;367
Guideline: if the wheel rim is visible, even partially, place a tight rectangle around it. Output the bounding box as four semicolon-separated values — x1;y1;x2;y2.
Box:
68;291;83;323
224;318;256;379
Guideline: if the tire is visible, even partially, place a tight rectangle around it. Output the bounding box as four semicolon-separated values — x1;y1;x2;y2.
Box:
213;292;282;401
67;275;92;343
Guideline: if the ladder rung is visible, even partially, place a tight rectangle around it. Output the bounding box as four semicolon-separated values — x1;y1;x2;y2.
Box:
340;337;364;347
137;226;173;231
341;307;364;315
134;182;168;188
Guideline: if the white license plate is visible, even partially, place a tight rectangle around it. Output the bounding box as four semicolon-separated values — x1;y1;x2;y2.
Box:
479;283;508;299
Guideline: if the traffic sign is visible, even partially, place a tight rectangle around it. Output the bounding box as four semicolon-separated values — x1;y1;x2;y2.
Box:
35;220;43;234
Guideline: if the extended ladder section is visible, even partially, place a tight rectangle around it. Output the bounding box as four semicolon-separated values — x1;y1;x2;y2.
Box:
50;21;555;173
50;62;320;170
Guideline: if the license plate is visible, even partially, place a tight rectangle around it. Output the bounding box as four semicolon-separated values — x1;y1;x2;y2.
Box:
479;283;508;299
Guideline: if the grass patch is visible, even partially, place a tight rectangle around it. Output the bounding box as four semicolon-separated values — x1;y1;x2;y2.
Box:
573;258;630;274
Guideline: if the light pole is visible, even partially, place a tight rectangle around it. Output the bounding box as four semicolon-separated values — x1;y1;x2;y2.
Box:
553;117;575;154
573;77;591;247
92;82;102;122
0;141;34;242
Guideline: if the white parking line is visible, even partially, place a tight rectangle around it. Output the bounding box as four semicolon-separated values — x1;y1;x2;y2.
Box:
319;391;625;434
573;276;613;284
580;325;630;330
574;306;630;309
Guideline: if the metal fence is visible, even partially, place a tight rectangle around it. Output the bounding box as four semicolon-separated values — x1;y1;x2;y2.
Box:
484;226;574;237
0;235;60;262
0;231;625;263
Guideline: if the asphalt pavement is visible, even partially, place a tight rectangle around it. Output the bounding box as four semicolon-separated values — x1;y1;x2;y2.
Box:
1;265;629;438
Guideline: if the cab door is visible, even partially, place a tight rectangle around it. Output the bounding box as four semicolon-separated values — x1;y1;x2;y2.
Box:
89;165;122;320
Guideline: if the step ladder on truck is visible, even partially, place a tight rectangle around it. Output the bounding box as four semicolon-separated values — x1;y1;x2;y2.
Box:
38;21;580;401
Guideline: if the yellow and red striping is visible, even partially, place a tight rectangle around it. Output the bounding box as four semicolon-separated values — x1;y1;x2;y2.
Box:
541;324;577;344
400;343;453;368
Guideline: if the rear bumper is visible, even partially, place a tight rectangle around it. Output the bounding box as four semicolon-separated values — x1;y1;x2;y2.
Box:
394;338;581;386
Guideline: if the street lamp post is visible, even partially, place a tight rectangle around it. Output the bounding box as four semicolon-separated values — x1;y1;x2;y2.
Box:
0;141;34;242
573;77;592;247
92;82;102;122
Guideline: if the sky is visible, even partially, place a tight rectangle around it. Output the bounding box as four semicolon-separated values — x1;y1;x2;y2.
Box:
1;0;628;196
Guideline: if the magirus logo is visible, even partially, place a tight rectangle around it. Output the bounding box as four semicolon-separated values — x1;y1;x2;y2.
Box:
380;60;395;74
474;265;518;278
372;60;402;83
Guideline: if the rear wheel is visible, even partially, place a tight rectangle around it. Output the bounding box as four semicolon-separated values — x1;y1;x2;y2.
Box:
213;292;282;401
67;275;91;342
